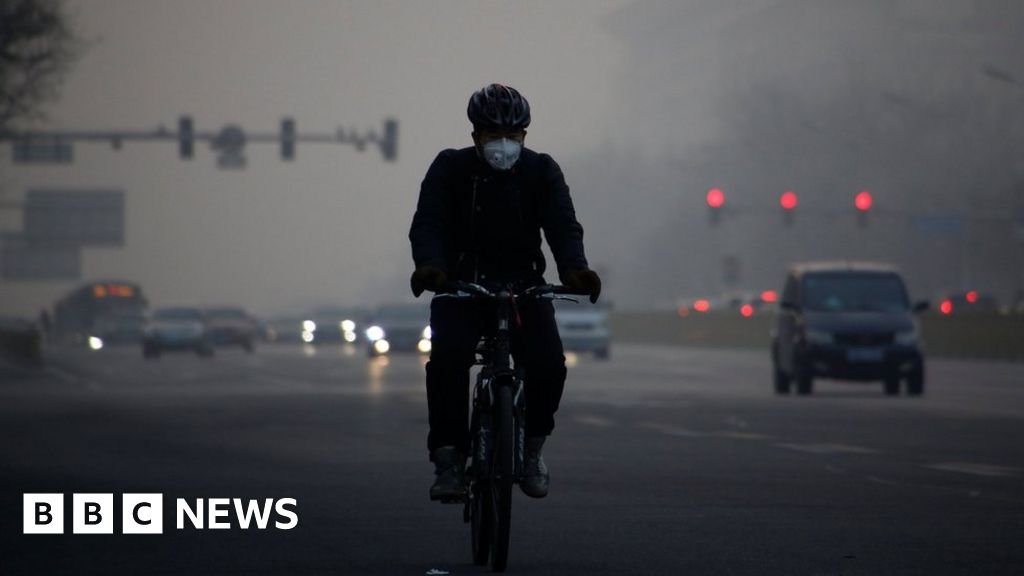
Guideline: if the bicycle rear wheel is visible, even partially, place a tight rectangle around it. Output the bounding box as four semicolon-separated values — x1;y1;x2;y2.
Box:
490;384;515;572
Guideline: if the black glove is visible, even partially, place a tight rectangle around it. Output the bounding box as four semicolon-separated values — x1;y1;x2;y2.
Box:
410;265;448;297
560;268;602;304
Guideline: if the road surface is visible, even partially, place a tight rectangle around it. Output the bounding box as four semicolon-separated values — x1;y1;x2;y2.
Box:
2;343;1022;575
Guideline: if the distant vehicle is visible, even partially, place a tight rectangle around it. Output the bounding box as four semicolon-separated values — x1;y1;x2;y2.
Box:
204;306;258;352
364;303;431;357
554;299;611;359
934;290;999;315
143;307;214;359
304;307;366;345
53;280;148;345
90;310;146;348
262;317;306;343
772;262;927;396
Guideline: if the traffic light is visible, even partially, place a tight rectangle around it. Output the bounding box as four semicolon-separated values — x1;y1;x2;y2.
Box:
779;190;798;226
855;190;872;227
280;117;296;161
380;118;398;162
706;188;724;225
178;116;194;160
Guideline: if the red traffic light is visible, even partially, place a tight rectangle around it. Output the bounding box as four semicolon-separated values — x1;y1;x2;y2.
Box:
855;190;873;211
780;191;798;210
706;188;725;208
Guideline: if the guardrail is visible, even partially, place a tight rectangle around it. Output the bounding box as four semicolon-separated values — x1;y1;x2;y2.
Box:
610;311;1024;362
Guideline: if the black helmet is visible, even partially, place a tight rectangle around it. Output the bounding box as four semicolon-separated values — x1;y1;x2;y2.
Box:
467;84;531;131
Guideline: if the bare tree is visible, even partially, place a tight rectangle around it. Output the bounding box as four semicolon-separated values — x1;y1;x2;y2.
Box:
0;0;79;131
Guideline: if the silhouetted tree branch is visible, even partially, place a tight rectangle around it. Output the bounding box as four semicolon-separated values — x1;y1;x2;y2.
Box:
0;0;80;131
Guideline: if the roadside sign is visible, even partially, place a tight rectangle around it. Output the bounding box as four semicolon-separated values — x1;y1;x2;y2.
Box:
23;189;124;246
12;138;73;164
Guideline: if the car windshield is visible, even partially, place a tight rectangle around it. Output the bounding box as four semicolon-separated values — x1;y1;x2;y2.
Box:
153;308;203;321
802;273;909;313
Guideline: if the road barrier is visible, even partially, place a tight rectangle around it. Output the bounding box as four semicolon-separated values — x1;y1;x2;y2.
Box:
610;311;1024;362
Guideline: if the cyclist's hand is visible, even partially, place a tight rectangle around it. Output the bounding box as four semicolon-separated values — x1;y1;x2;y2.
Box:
410;265;448;297
560;268;602;303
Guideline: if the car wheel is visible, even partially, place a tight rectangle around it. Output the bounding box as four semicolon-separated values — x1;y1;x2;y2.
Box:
143;344;159;359
196;344;215;358
907;366;925;396
884;375;901;396
773;362;791;395
242;339;254;353
595;347;610;360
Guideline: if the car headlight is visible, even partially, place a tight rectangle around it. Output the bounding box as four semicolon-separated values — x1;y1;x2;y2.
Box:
804;329;834;345
340;319;356;332
422;326;432;340
88;336;104;350
302;320;317;332
894;327;919;345
365;325;385;342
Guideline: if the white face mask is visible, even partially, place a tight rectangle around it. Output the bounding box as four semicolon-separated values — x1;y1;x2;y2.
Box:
482;137;521;171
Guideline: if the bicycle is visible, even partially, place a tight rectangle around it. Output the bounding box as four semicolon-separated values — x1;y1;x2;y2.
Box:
432;280;582;573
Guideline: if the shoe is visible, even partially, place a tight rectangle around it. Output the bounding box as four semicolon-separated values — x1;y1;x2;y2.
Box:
520;436;550;498
429;446;467;502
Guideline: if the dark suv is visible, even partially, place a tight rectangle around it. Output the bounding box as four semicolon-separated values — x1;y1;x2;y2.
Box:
771;262;927;396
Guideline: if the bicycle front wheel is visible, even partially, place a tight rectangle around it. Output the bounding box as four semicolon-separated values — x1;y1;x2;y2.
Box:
490;384;515;572
470;477;492;565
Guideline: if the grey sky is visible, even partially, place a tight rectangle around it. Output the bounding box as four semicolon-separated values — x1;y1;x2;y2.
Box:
1;0;630;315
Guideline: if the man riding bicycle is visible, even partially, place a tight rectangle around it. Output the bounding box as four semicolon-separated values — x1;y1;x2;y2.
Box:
409;83;601;502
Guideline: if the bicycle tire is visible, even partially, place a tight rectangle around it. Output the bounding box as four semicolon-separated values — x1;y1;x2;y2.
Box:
490;384;515;572
471;478;492;565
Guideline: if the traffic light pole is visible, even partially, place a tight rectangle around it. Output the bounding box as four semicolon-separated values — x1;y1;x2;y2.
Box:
0;116;399;169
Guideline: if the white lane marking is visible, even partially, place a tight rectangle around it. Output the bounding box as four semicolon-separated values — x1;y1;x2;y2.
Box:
636;422;706;437
45;366;80;383
724;415;749;429
774;443;880;455
926;462;1021;478
712;431;773;440
866;475;900;486
574;414;617;427
825;465;848;475
44;366;100;390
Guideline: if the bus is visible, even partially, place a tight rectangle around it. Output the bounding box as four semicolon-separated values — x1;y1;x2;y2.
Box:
53;280;148;345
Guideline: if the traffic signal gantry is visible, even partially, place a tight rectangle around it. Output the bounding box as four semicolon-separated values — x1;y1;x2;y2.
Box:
2;116;399;169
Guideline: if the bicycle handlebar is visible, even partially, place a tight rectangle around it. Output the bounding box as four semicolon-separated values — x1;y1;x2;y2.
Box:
433;281;587;300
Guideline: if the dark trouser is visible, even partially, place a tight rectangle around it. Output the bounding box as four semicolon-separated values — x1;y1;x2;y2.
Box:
426;295;567;453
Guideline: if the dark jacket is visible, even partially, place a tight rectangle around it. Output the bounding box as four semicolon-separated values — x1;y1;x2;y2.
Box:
409;146;588;284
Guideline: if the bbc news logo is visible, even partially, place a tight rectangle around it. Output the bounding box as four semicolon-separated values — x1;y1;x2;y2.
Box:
23;494;298;534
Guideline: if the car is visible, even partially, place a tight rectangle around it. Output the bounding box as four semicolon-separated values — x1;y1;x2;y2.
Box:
204;306;259;352
554;299;611;359
261;317;306;344
771;262;927;396
142;307;214;359
933;290;999;315
364;303;431;357
303;306;366;345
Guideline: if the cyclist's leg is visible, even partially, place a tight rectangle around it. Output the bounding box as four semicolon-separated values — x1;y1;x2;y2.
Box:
511;298;567;439
426;297;486;455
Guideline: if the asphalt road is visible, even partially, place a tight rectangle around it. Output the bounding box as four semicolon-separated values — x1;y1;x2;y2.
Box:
2;342;1023;575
